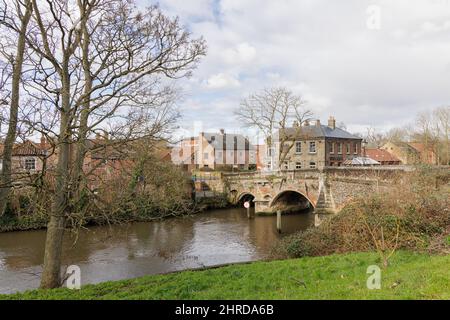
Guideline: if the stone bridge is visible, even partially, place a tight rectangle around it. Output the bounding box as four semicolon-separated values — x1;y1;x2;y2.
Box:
222;167;413;215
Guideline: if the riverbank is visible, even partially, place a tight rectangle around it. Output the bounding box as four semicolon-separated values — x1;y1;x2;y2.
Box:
2;251;448;299
0;195;231;233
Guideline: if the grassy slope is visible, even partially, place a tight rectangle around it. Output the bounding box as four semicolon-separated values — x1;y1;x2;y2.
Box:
1;251;449;300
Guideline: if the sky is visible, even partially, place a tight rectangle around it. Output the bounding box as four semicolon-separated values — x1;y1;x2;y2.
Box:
139;0;450;141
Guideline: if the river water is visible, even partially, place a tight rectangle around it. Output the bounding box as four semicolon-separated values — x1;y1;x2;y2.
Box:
0;207;314;294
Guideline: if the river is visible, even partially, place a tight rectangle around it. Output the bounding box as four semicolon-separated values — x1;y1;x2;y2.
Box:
0;207;315;294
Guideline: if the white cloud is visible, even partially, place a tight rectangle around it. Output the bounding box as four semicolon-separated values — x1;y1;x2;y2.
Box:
156;0;450;134
205;73;240;89
222;43;256;65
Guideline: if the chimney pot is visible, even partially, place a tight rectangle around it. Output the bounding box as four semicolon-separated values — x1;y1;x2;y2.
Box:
220;128;225;135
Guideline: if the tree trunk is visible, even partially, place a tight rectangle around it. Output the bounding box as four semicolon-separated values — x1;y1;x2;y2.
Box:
40;67;71;289
71;12;91;207
0;0;32;216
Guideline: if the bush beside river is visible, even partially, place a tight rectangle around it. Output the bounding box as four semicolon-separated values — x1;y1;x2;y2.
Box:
0;194;231;233
274;167;450;260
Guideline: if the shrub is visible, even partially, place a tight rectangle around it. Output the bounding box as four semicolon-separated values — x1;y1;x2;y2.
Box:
275;167;450;262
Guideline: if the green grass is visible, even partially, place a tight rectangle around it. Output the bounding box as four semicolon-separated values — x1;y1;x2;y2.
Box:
1;251;449;300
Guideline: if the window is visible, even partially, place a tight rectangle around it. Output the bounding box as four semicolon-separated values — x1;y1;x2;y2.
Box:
337;143;342;154
353;143;358;154
309;141;316;153
203;152;209;160
283;161;288;170
267;148;273;157
295;141;302;154
346;143;350;154
25;158;36;170
329;142;334;154
309;161;316;169
295;162;302;169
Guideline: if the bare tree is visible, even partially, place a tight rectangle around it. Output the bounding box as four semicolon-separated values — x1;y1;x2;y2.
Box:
10;0;205;288
235;87;313;170
433;106;450;165
0;0;33;216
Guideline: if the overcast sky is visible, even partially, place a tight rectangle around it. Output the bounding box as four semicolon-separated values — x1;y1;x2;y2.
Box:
142;0;450;139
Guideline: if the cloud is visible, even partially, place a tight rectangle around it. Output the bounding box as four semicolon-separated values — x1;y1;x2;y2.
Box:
222;43;256;65
154;0;450;136
205;73;240;89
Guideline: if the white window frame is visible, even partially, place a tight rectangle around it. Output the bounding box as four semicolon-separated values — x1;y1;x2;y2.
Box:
337;143;342;154
295;162;302;169
295;141;302;154
309;141;316;154
309;161;316;169
329;142;334;154
25;158;36;170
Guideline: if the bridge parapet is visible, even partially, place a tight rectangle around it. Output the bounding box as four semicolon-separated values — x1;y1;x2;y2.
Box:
222;166;415;215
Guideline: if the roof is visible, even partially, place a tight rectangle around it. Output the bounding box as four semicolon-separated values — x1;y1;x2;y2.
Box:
383;141;419;154
343;157;380;166
366;148;400;162
0;140;48;157
280;124;362;140
202;132;256;151
407;142;435;154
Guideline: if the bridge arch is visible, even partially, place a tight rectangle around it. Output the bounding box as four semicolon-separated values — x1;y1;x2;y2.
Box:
270;190;315;211
237;192;255;206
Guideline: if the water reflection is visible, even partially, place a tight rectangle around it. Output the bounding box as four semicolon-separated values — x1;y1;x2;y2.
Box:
0;207;314;293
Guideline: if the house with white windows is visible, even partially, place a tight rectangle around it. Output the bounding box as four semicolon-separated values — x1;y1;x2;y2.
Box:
266;116;363;170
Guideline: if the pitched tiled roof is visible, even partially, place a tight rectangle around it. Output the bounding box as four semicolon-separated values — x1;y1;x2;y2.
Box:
281;125;362;140
366;148;400;162
202;132;256;151
0;140;47;157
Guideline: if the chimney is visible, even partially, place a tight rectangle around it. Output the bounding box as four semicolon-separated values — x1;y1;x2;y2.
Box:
315;119;321;127
219;128;225;135
40;134;46;148
304;120;310;126
328;116;336;130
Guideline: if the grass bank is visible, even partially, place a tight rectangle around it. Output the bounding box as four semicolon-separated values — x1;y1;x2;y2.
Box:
1;251;449;300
